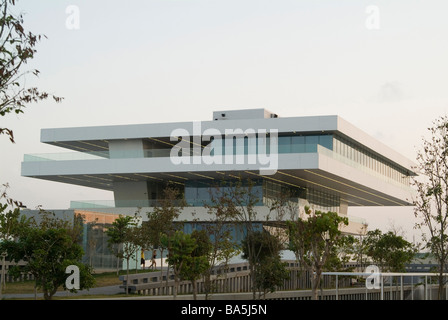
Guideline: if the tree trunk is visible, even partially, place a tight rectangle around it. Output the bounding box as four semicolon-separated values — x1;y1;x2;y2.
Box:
165;261;170;292
116;254;120;276
159;248;164;292
204;271;211;300
173;278;178;299
45;285;58;300
438;270;445;300
126;258;130;295
311;271;321;300
192;279;197;300
250;264;256;300
42;278;57;300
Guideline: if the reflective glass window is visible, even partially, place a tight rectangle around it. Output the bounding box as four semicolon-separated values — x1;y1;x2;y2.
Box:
278;136;291;153
319;135;333;150
305;136;318;152
291;136;305;153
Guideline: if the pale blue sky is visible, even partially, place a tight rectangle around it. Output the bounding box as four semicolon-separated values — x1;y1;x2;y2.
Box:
3;0;448;242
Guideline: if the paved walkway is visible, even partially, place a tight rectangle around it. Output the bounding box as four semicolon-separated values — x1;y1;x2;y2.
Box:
2;266;172;299
2;284;124;299
2;264;172;299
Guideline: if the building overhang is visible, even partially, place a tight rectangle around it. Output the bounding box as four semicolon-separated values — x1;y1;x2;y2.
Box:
21;151;414;207
39;114;417;176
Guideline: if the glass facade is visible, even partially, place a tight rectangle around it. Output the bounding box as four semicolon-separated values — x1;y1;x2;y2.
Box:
305;188;340;213
208;133;333;156
184;179;263;207
181;222;264;244
24;132;411;188
184;178;340;214
332;135;410;186
278;134;333;153
53;180;342;272
23;134;334;161
23;132;412;189
74;211;123;271
262;179;340;213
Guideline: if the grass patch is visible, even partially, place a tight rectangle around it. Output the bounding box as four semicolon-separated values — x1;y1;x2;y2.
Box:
2;268;161;295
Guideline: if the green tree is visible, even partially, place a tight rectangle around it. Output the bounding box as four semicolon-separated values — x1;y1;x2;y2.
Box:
0;190;30;297
106;214;131;275
145;185;185;286
0;202;29;241
0;210;94;300
413;115;448;299
242;230;289;299
202;181;242;299
331;234;358;271
180;229;211;300
364;229;416;272
207;178;261;299
0;0;62;143
351;224;369;271
106;213;140;295
161;230;196;299
287;206;348;300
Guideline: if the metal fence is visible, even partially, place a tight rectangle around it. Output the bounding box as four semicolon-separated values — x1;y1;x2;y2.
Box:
118;261;448;300
322;271;448;300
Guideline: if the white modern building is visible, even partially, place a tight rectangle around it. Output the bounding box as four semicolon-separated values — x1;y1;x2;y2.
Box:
21;109;416;268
